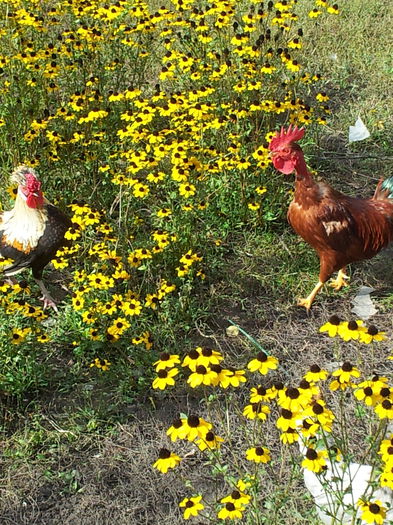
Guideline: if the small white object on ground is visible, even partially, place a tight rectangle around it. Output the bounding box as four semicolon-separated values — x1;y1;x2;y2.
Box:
351;286;377;320
349;116;370;143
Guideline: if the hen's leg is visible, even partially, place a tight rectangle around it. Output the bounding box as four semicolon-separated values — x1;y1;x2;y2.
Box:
329;268;349;291
298;281;324;311
35;278;59;313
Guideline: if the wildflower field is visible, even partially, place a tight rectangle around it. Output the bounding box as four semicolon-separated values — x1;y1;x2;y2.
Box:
0;0;393;523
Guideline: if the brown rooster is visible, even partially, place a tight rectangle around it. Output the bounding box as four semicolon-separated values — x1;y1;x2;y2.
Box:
0;166;72;311
269;125;393;309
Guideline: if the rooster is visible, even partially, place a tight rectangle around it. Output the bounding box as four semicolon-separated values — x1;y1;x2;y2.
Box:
0;166;72;311
269;125;393;310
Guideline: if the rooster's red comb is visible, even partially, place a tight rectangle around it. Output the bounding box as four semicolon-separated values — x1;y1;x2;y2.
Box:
268;125;305;150
25;172;41;193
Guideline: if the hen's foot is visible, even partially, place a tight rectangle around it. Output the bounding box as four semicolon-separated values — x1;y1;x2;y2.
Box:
329;270;349;291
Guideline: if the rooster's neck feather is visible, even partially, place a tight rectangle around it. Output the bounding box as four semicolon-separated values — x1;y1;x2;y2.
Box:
1;191;47;253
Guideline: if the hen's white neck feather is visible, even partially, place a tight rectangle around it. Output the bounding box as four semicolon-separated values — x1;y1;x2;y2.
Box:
1;189;47;252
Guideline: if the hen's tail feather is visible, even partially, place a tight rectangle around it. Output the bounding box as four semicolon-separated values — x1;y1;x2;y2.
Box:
373;176;393;200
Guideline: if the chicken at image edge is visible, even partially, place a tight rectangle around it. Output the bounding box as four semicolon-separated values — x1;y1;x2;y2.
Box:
0;165;72;311
269;125;393;310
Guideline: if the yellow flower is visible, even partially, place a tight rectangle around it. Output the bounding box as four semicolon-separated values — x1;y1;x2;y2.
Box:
301;447;328;473
357;499;386;524
359;325;387;344
303;364;328;382
319;315;341;337
243;402;270;421
187;365;218;388
152;368;179;390
179;183;196;198
217;501;245;520
153;448;181;474
195;431;224;451
179;495;204;519
154;353;181;371
246;446;271;463
247;352;278;374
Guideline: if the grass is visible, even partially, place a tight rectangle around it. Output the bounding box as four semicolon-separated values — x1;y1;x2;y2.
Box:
0;0;393;523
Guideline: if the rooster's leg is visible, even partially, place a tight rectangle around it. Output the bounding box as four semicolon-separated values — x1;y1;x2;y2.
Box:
329;268;349;291
35;278;59;313
298;281;324;311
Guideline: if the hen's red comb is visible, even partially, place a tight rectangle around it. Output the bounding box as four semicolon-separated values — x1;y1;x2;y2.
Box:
268;125;305;150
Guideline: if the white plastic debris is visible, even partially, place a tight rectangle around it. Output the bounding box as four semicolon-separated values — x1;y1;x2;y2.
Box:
351;286;377;320
349;116;370;143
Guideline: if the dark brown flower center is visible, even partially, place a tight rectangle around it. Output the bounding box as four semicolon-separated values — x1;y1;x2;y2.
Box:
342;362;353;372
369;503;380;514
281;408;293;419
310;364;321;373
328;315;340;325
306;448;318;460
188;415;200;427
196;365;207;374
159;448;170;459
257;351;268;361
287;387;300;399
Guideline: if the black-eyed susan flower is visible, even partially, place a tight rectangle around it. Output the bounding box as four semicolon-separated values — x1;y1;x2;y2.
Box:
90;358;111;371
11;327;31;344
220;490;251;507
195;431;224;451
338;319;366;341
179;495;204;520
303;364;328;382
375;399;393;420
192;346;223;368
280;427;300;444
359;325;387;344
278;387;308;411
167;418;187;442
354;380;382;406
330;362;360;391
243;402;270;421
154;352;181;371
247;351;278;375
187;365;218;388
219;368;247;388
357;499;386;525
217;502;245;520
246;446;271;464
378;436;393;465
319;315;341;337
152;368;179;390
301;447;328;473
153;448;181;474
276;408;299;431
249;385;275;403
181;415;213;442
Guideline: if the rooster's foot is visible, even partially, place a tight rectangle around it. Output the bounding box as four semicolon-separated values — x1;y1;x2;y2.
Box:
329;270;349;291
39;294;59;313
297;281;325;311
297;297;313;311
35;278;59;313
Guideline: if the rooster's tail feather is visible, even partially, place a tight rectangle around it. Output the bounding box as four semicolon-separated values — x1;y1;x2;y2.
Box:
373;176;393;200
